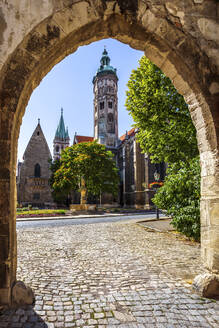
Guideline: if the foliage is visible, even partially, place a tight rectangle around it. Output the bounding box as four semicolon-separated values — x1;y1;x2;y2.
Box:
16;209;67;215
153;157;200;241
126;56;201;240
126;56;198;164
52;141;119;197
49;158;69;203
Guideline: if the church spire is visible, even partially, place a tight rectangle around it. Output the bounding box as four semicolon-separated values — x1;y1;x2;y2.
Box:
55;108;66;140
53;108;70;160
93;48;117;83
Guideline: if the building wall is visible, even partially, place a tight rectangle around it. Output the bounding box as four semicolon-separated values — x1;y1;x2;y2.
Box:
119;132;166;209
17;123;53;207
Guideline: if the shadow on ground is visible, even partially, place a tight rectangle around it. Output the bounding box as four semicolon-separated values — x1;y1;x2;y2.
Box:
0;305;47;328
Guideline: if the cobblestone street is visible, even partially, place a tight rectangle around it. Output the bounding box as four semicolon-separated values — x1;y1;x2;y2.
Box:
1;220;219;327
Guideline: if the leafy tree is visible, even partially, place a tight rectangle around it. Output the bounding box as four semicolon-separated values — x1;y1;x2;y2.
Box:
126;56;200;240
153;158;200;241
126;56;198;164
49;159;69;204
52;141;119;203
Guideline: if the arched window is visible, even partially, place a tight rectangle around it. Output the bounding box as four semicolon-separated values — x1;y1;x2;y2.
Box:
100;102;104;110
34;163;41;177
108;113;114;122
56;145;59;152
107;113;115;133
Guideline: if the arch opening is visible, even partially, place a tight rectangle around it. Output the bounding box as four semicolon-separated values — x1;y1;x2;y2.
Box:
0;2;218;307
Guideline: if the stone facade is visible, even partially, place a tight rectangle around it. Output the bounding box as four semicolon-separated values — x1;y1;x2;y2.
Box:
118;129;166;208
17;121;53;207
0;0;218;307
93;49;119;148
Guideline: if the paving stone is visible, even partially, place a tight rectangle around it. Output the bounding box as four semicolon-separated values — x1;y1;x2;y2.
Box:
0;221;219;327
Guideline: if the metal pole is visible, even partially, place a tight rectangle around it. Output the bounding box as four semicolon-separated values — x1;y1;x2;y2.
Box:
155;187;159;220
156;205;159;219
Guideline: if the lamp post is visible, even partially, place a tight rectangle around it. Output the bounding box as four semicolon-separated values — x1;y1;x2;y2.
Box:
154;171;160;220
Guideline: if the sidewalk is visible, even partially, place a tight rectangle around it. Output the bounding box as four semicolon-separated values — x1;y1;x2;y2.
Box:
137;217;174;232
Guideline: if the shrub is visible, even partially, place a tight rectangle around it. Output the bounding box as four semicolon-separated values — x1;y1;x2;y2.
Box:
153;157;200;241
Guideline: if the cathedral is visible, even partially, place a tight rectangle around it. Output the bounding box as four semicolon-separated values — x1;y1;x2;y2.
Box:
17;49;165;208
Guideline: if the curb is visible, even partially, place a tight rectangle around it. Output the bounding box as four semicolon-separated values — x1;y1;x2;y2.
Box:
16;211;158;222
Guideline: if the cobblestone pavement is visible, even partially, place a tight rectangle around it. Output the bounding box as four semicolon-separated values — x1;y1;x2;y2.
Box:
1;221;219;327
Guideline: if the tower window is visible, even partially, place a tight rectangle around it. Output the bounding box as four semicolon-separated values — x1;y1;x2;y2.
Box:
107;113;115;133
34;163;41;178
107;113;114;122
33;193;40;200
108;101;112;109
56;145;59;153
100;102;104;110
37;131;40;136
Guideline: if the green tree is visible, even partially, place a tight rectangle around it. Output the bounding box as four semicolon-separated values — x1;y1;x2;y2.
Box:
126;56;200;240
126;56;198;164
153;158;200;241
52;141;119;203
49;159;69;204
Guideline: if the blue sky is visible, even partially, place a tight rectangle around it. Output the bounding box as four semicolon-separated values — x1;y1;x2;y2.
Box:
17;39;143;161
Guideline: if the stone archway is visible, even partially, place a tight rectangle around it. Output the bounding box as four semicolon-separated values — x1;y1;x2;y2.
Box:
0;0;218;306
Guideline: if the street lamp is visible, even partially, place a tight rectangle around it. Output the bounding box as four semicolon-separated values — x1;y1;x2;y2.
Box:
154;170;160;219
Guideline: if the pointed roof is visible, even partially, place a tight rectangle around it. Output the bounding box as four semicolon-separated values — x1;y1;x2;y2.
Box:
93;48;118;83
23;120;51;161
55;108;69;140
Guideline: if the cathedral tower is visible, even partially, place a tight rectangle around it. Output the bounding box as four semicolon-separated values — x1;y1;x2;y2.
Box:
93;48;118;148
53;108;70;160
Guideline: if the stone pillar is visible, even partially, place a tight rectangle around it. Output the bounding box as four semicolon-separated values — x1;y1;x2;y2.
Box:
189;94;219;273
200;152;219;273
0;139;17;306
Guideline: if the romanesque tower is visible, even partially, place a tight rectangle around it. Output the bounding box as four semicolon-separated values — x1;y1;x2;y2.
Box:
53;108;70;160
93;48;119;148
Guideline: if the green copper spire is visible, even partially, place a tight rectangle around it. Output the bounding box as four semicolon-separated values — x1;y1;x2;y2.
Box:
65;126;69;139
55;108;69;140
93;48;117;83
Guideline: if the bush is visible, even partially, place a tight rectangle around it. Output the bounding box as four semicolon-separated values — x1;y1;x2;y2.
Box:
153;157;200;241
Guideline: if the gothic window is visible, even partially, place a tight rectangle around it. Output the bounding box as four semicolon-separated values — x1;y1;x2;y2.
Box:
56;145;59;153
108;101;112;109
33;193;40;200
34;163;41;178
100;102;104;110
107;113;115;133
37;131;40;136
98;119;105;133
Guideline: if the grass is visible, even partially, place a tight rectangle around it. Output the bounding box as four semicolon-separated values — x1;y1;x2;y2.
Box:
16;209;67;215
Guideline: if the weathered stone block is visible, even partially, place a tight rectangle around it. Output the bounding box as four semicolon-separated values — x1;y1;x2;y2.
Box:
12;281;35;307
193;273;219;298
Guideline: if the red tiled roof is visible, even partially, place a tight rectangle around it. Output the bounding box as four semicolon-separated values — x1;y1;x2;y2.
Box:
120;128;136;142
74;135;94;144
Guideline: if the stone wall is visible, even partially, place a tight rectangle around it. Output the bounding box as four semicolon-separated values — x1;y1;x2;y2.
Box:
0;0;218;306
17;122;53;206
